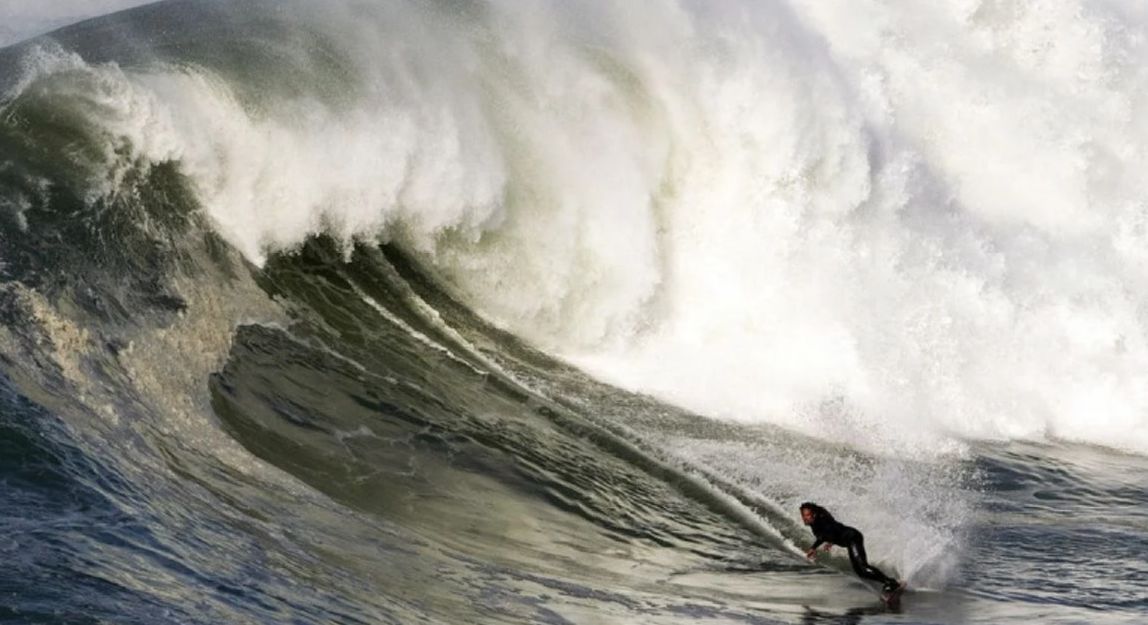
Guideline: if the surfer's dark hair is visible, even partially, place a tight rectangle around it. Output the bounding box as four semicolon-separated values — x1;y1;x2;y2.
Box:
799;502;833;520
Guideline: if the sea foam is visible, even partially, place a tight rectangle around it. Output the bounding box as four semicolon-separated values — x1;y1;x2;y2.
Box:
9;0;1148;456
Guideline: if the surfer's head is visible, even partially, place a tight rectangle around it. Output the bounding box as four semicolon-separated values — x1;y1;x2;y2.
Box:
799;502;828;525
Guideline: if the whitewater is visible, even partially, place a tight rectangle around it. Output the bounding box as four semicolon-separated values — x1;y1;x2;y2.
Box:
1;1;1147;624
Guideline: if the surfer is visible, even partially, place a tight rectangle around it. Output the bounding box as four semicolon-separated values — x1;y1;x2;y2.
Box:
800;502;902;595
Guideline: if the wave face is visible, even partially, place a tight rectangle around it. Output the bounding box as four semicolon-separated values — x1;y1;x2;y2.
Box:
2;1;1148;624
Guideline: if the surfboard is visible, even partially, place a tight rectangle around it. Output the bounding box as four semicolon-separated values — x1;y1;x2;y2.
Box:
880;581;907;607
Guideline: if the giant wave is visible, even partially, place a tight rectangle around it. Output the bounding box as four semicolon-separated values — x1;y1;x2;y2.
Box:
2;1;1147;624
7;0;1146;455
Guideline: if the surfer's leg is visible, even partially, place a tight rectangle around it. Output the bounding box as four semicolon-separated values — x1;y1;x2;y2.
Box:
845;533;895;586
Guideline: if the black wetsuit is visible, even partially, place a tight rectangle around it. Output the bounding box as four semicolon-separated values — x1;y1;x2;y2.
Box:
808;513;897;589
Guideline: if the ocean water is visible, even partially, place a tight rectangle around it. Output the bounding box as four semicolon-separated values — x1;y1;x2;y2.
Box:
1;1;1147;623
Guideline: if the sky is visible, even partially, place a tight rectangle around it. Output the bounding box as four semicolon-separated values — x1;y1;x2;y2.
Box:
0;0;153;46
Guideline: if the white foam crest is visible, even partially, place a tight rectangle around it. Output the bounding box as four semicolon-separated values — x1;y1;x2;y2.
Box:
426;0;1148;457
12;0;1148;457
134;59;508;263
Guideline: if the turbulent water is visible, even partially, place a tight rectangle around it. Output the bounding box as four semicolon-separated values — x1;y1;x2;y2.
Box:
2;1;1147;623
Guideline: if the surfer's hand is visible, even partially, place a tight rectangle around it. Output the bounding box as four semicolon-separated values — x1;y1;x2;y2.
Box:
805;548;816;560
821;543;833;552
